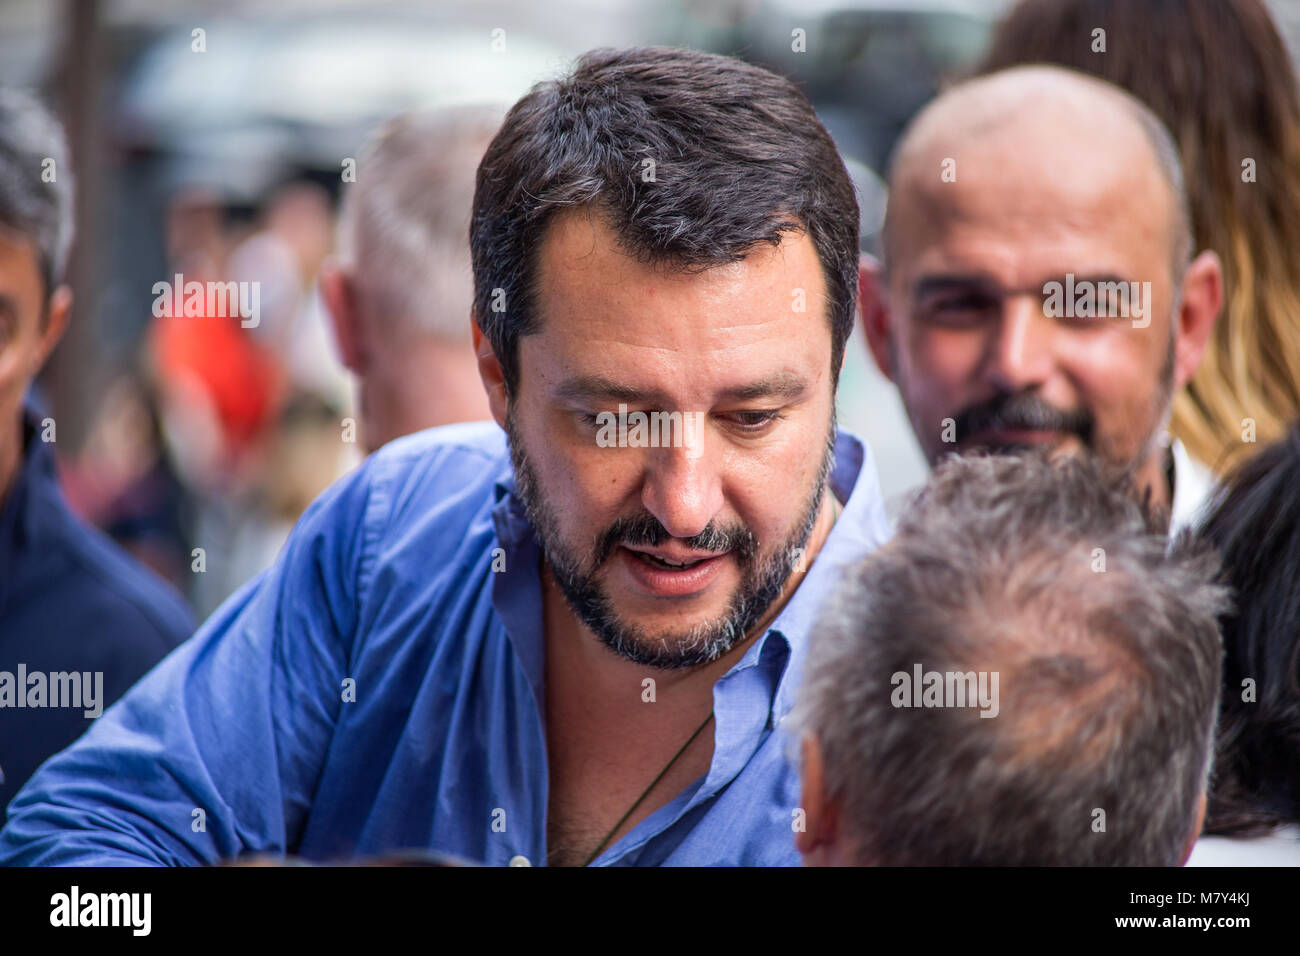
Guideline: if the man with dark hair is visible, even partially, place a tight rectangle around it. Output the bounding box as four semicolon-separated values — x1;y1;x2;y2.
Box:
792;453;1225;865
1;48;889;866
0;90;194;825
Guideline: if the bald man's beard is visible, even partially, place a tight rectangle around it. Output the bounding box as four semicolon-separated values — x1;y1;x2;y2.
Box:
504;406;835;670
893;327;1176;483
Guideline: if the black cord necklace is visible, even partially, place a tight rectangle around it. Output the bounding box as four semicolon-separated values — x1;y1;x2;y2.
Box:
581;709;715;866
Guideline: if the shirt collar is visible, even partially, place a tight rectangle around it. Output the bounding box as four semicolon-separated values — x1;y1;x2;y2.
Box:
1169;437;1216;537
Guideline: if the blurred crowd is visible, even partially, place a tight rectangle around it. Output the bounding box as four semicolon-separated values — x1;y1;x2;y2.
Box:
62;178;352;614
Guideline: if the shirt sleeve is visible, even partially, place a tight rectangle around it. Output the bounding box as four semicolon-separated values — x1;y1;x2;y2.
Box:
0;457;385;866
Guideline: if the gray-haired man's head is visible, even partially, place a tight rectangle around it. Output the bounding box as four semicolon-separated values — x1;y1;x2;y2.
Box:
792;452;1225;865
321;105;503;451
0;89;76;502
0;89;74;302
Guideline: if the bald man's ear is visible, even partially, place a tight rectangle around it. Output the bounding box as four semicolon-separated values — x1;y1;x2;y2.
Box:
320;260;365;373
858;253;895;383
1171;250;1223;392
796;734;841;866
472;313;509;431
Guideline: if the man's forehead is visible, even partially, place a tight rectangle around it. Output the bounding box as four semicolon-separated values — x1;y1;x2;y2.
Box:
885;72;1177;282
897;224;1152;291
887;155;1168;288
532;211;831;347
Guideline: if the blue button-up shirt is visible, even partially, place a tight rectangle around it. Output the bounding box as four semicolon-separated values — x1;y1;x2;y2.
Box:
0;404;194;827
0;421;889;866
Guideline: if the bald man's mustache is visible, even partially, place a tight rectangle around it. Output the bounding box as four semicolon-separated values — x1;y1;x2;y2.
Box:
951;391;1094;449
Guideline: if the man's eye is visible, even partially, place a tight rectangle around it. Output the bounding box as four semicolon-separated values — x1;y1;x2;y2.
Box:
577;408;605;431
920;295;996;325
728;410;784;431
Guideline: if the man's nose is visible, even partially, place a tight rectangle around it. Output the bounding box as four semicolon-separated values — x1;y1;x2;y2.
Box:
984;295;1056;392
640;439;723;541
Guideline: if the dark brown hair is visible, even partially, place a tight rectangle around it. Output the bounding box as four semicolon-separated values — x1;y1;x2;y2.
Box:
470;46;860;397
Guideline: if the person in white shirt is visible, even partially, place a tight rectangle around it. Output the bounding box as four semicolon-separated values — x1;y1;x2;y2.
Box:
857;66;1222;533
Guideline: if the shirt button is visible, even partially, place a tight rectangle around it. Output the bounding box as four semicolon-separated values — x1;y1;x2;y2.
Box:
508;855;531;867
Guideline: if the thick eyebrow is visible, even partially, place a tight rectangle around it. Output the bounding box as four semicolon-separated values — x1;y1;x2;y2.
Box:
911;274;1003;300
716;372;809;402
553;371;809;406
554;376;669;405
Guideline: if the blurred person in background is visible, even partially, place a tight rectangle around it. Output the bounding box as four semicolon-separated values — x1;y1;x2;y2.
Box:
858;66;1222;535
0;89;193;824
150;186;285;491
148;186;288;615
1187;422;1300;865
978;0;1300;478
60;370;192;592
320;106;499;453
150;179;355;617
230;180;343;409
793;453;1225;866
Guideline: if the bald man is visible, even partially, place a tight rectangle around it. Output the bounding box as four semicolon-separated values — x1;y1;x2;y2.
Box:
859;66;1222;531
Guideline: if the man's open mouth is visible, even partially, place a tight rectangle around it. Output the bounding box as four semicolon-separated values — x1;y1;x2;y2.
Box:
622;545;728;571
617;545;733;597
632;552;709;570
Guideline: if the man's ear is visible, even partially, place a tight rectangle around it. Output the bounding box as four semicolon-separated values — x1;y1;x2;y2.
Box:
1171;250;1222;391
1181;790;1208;866
472;313;509;431
858;253;895;383
796;733;837;865
319;260;365;372
35;284;72;372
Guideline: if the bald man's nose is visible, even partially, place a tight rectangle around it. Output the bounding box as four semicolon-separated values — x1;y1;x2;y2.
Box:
640;442;723;541
984;296;1056;392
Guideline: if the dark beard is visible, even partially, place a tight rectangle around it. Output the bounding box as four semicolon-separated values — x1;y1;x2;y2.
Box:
505;408;835;670
910;327;1175;475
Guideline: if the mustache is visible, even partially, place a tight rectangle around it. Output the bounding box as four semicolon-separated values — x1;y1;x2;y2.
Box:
952;391;1094;447
594;511;759;567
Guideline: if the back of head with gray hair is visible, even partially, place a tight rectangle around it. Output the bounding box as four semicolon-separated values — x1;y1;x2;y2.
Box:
0;89;75;296
791;452;1226;865
336;105;503;343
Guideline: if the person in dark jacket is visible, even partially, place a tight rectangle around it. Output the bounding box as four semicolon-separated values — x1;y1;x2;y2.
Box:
0;89;194;825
